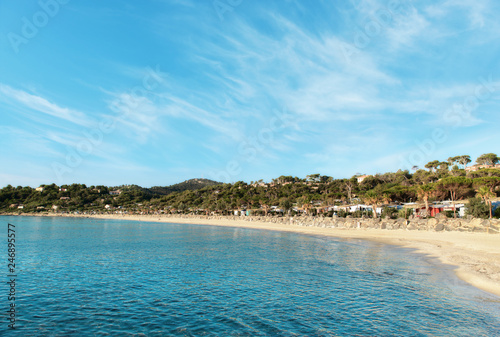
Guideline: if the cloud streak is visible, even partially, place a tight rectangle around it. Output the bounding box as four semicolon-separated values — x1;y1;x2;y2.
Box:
0;84;92;128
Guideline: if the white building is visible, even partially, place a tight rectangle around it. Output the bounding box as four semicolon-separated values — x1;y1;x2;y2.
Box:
357;175;372;183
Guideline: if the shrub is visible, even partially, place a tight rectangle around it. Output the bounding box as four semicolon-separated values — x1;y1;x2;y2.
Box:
398;208;412;219
381;207;398;219
494;207;500;219
443;211;454;218
465;198;489;219
336;210;348;218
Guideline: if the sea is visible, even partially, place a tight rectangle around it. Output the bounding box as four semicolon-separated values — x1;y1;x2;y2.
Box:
1;215;499;336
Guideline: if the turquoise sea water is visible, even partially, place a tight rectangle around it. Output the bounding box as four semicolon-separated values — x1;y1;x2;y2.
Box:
1;216;499;336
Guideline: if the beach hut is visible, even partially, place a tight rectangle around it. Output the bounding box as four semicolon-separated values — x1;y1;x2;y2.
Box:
414;205;444;217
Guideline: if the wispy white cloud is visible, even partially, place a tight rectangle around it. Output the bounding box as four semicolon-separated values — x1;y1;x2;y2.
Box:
385;7;430;50
0;84;92;127
443;0;489;28
424;0;500;43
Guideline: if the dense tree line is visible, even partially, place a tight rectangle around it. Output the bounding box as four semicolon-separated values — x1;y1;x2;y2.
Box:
1;154;499;219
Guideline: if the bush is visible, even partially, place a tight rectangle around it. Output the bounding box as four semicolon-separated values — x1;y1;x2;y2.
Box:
336;210;348;218
381;207;398;219
351;210;363;218
443;211;455;218
494;207;500;219
398;208;412;219
465;198;489;219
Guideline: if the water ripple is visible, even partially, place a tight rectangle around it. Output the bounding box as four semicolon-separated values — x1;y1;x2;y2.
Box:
1;216;499;336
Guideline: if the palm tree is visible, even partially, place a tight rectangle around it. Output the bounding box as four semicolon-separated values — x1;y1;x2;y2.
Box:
416;184;435;216
476;186;495;218
363;190;381;219
382;193;392;205
296;195;311;215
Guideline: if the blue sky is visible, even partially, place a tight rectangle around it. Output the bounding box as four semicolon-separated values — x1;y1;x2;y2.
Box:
1;0;499;187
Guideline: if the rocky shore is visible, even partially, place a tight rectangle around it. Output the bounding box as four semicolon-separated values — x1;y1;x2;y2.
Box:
240;214;500;233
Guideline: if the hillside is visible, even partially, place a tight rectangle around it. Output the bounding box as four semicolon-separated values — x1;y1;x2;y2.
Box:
148;179;221;195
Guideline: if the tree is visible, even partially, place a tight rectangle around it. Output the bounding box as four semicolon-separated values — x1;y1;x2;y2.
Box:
359;176;381;190
259;200;270;216
436;177;472;218
473;177;500;193
306;174;321;183
473;177;500;218
320;175;333;183
416;184;435;216
344;178;356;204
425;160;440;172
297;195;311;214
279;198;292;215
437;162;449;176
458;155;471;169
476;153;499;166
469;169;500;178
413;169;438;184
475;186;495;218
438;161;449;170
382;192;392;205
363;190;382;219
447;156;459;167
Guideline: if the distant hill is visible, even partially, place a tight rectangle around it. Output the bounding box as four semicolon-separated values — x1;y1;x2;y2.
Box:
148;179;221;196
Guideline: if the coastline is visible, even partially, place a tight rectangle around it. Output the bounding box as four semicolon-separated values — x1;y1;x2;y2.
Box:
8;213;500;298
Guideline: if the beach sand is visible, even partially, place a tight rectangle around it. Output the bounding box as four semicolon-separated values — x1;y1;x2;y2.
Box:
34;213;500;298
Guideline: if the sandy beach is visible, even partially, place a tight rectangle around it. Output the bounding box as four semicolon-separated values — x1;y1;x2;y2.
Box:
19;213;500;298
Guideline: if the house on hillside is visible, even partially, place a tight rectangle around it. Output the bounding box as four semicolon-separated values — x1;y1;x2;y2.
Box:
465;164;500;172
35;186;44;192
357;175;372;183
109;190;121;196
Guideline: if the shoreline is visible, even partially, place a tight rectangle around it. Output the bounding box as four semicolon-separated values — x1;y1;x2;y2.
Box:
7;213;500;298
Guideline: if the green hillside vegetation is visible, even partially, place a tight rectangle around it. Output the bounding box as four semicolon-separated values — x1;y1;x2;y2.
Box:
1;154;499;219
148;178;220;195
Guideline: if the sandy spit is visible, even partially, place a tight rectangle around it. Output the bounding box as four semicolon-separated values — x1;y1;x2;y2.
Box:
17;213;500;298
